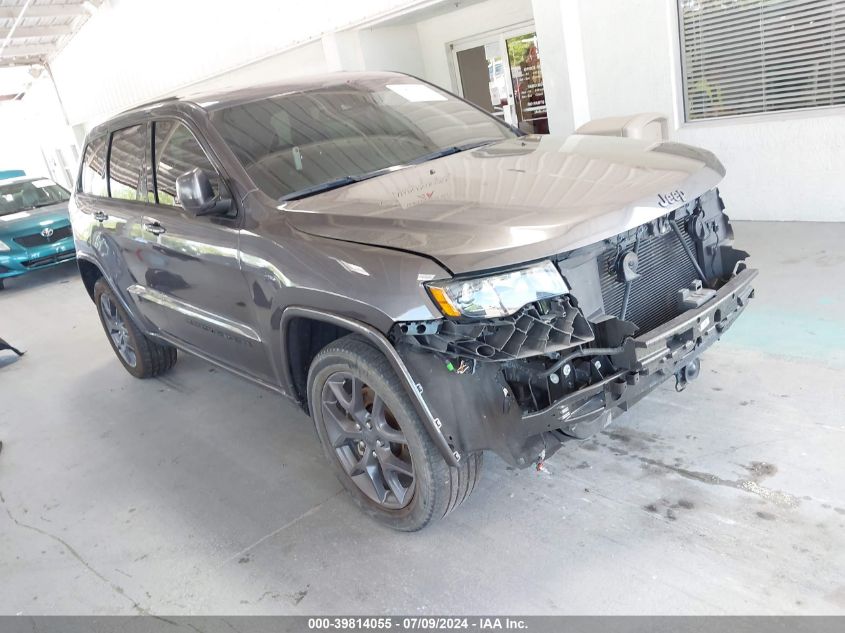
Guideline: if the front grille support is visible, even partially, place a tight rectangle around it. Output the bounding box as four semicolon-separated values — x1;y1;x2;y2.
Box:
669;219;709;287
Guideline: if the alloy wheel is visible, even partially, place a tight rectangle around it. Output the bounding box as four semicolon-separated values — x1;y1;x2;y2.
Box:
321;372;415;509
99;294;137;368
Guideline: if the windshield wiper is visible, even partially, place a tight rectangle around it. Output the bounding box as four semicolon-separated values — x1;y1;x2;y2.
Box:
278;140;499;202
279;176;357;202
279;167;395;202
409;139;498;165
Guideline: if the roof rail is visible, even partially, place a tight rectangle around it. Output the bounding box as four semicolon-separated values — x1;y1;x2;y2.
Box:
119;95;181;114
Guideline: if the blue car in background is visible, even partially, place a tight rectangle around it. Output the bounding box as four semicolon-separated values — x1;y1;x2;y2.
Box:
0;177;75;290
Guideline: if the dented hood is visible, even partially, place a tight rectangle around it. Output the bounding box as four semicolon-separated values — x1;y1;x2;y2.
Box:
282;134;725;273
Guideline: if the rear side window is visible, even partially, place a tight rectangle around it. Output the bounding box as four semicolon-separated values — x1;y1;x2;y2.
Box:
153;120;222;207
80;135;108;196
108;125;146;201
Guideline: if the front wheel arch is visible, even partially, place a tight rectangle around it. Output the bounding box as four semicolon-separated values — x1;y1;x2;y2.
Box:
280;307;460;467
77;257;103;301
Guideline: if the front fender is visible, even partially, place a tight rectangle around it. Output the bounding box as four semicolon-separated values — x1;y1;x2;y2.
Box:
279;306;461;468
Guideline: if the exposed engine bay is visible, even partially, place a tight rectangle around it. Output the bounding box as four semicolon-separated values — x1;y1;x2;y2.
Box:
392;189;756;467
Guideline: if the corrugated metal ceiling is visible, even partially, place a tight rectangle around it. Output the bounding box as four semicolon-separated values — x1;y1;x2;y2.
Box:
0;0;102;97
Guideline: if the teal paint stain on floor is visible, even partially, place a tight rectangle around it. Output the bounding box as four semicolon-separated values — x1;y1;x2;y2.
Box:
721;307;845;367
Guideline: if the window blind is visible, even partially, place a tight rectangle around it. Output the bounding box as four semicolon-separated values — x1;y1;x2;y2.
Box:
679;0;845;120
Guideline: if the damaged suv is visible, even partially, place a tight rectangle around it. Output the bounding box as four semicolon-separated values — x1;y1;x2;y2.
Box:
70;72;755;530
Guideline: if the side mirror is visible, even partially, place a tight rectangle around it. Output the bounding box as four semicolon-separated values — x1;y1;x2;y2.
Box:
175;168;231;216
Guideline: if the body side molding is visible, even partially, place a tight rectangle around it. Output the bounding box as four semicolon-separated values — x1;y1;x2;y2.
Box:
127;284;262;343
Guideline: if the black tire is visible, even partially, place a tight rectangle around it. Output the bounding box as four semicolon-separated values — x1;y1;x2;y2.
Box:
308;335;482;531
93;278;177;379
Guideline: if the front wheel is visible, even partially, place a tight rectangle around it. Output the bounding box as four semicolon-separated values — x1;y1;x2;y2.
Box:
308;335;482;531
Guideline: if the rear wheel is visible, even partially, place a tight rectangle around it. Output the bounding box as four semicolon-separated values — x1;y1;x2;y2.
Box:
93;278;177;378
308;335;482;531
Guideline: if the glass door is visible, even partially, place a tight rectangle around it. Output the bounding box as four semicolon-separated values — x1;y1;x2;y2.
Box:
455;41;512;125
452;26;549;133
505;32;548;134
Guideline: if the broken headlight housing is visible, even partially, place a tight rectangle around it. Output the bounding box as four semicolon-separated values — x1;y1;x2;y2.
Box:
426;260;568;318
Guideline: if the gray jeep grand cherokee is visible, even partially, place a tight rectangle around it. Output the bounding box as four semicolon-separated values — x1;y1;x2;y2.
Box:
70;72;756;530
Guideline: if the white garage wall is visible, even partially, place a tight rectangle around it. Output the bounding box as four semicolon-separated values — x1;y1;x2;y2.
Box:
0;102;50;178
358;24;426;76
676;114;845;222
172;41;329;100
44;0;434;127
568;0;845;222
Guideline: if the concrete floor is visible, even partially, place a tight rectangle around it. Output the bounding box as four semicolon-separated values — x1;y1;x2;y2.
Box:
0;221;843;615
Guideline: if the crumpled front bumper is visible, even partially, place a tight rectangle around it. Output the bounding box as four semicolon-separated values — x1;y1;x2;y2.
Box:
519;266;757;444
399;266;757;468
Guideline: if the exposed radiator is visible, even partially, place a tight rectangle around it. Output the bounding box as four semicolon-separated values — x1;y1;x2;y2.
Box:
599;222;700;333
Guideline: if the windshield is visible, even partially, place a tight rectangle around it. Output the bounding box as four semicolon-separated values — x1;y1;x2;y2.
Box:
0;179;70;217
210;77;516;201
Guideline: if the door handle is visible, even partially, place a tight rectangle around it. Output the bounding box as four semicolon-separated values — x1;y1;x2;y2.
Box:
143;218;166;235
93;210;108;222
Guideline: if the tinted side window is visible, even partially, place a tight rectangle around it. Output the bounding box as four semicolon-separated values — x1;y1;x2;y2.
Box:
153;120;222;207
80;135;108;196
108;125;146;201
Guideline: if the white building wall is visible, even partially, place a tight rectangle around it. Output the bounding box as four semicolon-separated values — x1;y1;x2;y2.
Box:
676;114;845;222
171;41;329;98
43;0;432;127
0;101;50;179
566;0;845;222
359;24;427;77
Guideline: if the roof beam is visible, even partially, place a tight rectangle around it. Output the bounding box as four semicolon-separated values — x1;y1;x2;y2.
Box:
0;25;75;39
0;5;89;20
0;44;52;59
0;56;43;68
0;0;35;61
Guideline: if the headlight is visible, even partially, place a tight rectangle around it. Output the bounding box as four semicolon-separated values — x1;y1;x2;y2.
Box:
426;261;568;318
0;239;10;252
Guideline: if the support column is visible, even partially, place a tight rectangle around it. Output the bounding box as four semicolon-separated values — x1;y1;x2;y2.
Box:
530;0;591;134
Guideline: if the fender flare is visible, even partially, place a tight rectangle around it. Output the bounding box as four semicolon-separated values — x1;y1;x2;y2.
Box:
75;252;151;334
280;306;461;468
